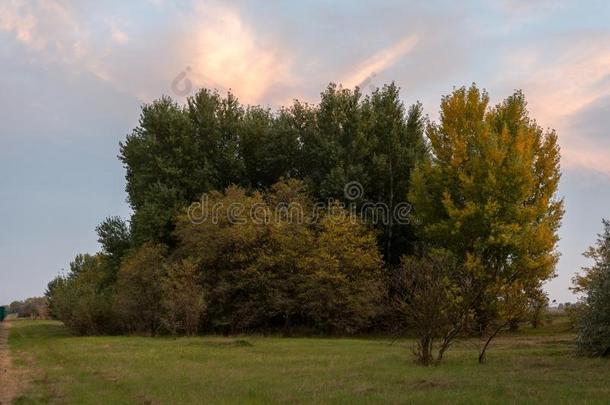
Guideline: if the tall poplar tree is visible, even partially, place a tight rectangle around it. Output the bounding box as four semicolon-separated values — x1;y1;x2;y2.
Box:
362;83;427;264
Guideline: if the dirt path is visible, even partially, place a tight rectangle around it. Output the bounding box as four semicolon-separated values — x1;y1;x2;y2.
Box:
0;321;26;405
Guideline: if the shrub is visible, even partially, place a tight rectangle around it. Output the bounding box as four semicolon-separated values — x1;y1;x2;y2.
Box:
577;269;610;356
574;219;610;357
393;250;468;365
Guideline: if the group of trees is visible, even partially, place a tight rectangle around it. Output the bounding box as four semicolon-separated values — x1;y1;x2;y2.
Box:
48;181;384;336
120;83;426;264
46;82;564;364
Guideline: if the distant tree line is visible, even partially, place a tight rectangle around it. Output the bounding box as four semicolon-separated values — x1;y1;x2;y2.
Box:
46;82;563;364
7;297;48;319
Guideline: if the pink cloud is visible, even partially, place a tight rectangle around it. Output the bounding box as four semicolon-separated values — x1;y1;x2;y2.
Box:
500;36;610;175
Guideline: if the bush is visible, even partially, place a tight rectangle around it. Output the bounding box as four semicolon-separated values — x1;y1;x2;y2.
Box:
574;219;610;357
577;269;610;356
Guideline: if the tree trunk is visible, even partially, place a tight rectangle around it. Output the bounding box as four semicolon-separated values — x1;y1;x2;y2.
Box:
478;323;505;364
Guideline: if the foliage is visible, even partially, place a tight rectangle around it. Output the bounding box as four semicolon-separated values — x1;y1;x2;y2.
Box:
360;85;427;263
95;216;131;280
528;287;549;329
572;219;610;294
45;254;116;334
115;243;167;335
174;180;384;334
475;283;532;363
45;83;564;352
161;258;206;336
298;202;385;334
120;83;426;261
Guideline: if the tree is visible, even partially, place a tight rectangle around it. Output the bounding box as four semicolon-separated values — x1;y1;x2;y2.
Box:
293;83;366;201
240;106;300;188
409;85;563;361
250;179;317;335
476;283;531;363
115;243;167;335
361;84;427;264
95;216;131;280
119;83;426;267
574;220;610;356
175;185;271;333
299;202;385;334
119;96;193;245
7;297;48;319
186;89;245;190
161;258;206;336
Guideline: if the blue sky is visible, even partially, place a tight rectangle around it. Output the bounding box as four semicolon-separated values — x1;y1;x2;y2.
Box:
2;0;610;304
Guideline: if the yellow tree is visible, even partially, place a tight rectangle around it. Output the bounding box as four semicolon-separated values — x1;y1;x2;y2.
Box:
409;85;563;360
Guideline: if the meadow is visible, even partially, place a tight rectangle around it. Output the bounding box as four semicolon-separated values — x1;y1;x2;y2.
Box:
7;316;610;404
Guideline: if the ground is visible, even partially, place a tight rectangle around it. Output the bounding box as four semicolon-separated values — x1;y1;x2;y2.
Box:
4;316;610;404
2;318;32;405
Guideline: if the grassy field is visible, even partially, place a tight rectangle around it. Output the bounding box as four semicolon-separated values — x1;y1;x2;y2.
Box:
7;317;610;404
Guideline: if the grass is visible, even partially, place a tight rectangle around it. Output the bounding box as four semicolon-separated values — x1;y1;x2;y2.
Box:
8;316;610;404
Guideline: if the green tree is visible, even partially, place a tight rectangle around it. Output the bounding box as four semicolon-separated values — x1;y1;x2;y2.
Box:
174;185;272;332
174;180;384;334
240;106;300;188
95;216;131;280
46;254;116;334
186;89;244;190
361;83;427;264
119;96;193;245
572;219;610;294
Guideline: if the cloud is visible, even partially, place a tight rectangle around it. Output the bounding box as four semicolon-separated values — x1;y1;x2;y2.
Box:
340;35;419;88
0;0;86;60
183;3;294;105
110;24;128;45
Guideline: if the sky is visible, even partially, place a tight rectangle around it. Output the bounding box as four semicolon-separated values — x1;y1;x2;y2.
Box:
2;0;610;305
